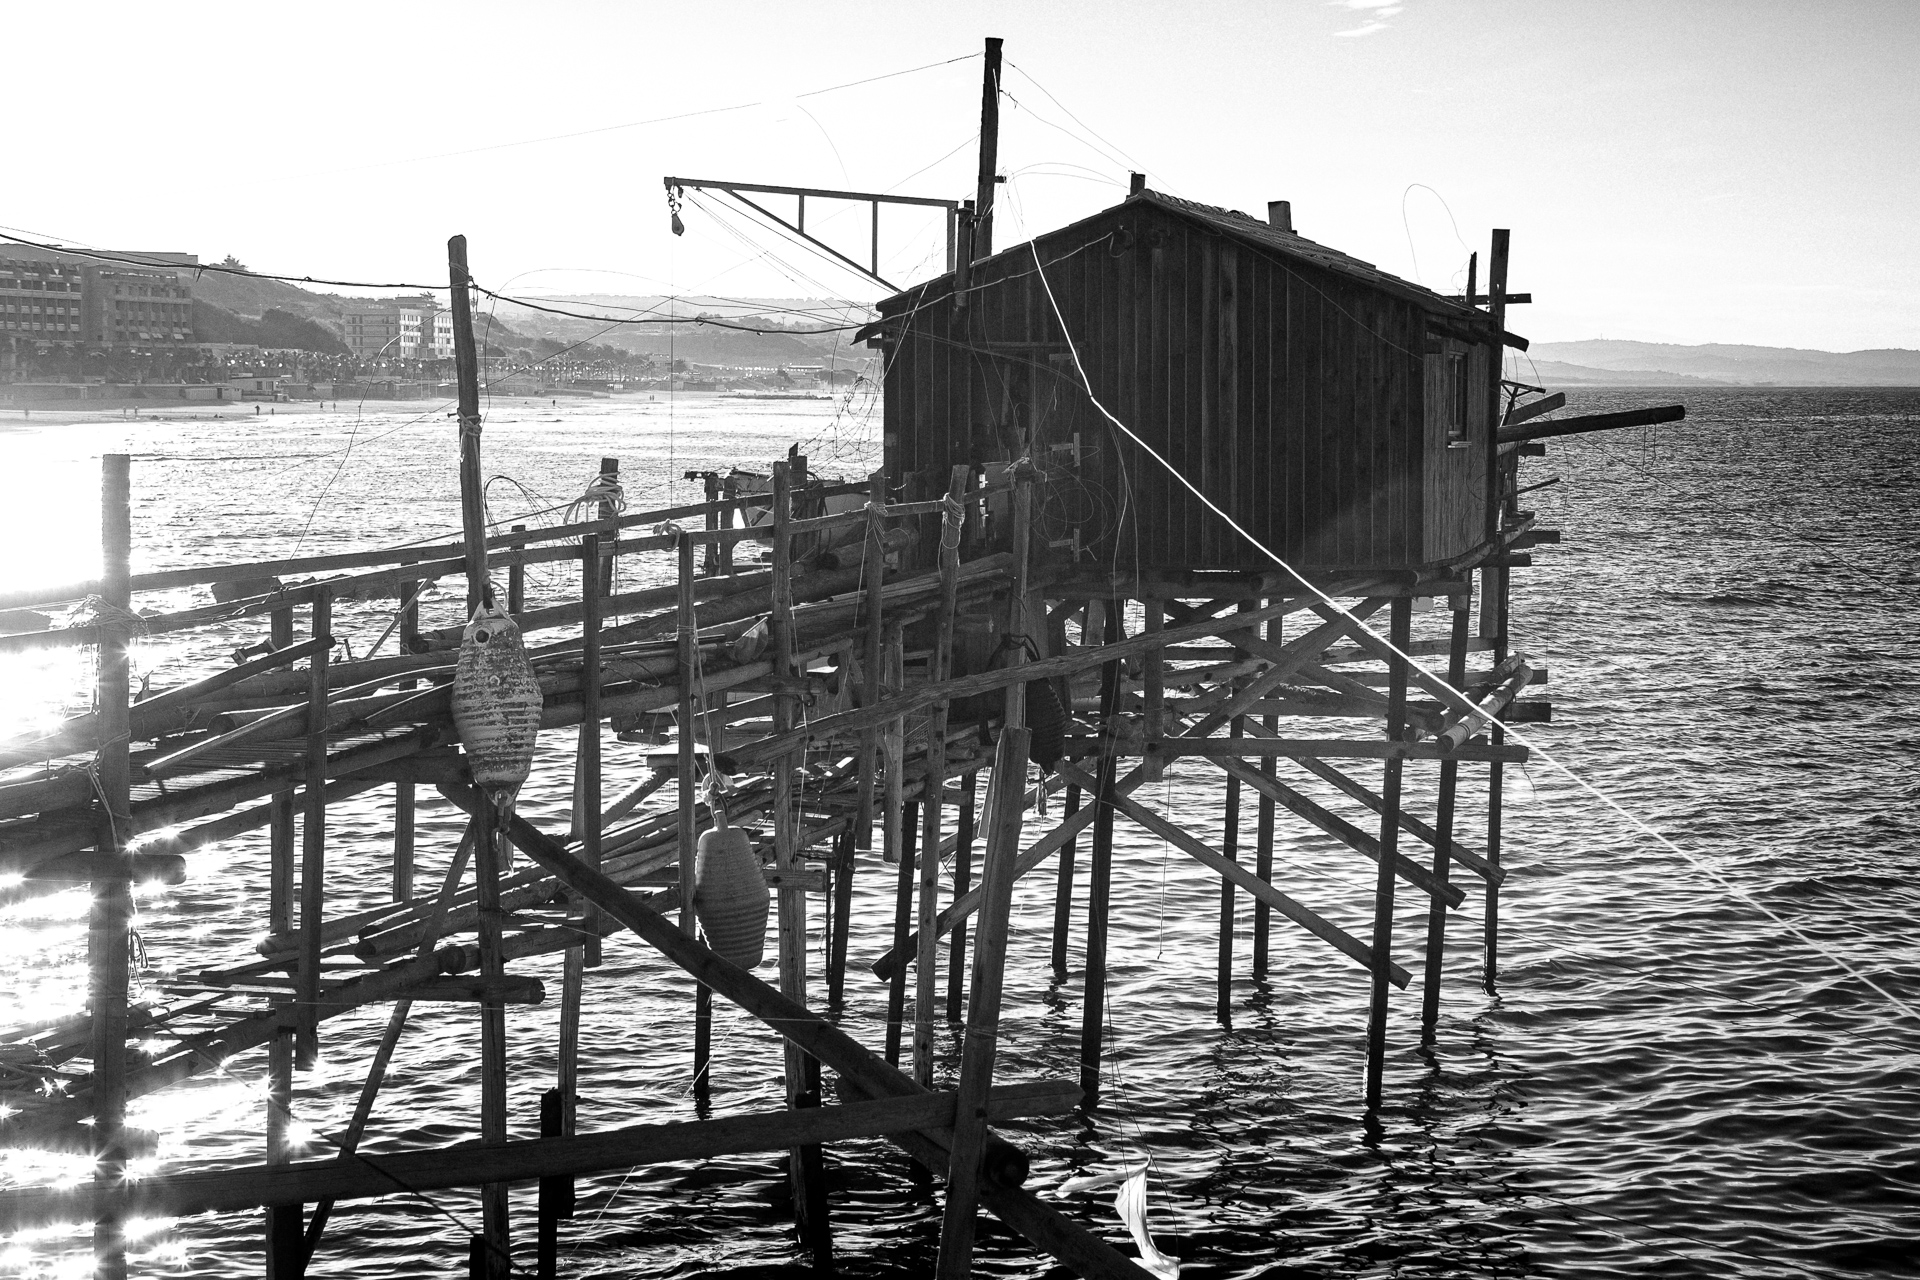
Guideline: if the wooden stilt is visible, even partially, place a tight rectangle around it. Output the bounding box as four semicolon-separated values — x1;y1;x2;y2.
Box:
834;473;887;1011
476;799;512;1277
576;533;604;970
535;1087;572;1280
1079;600;1125;1106
934;726;1031;1279
392;572;420;903
1364;597;1414;1111
507;525;526;615
913;467;968;1085
296;589;330;1070
946;770;978;1021
676;533;705;1099
1218;601;1254;1020
770;463;831;1267
885;798;918;1066
1421;595;1472;1040
1048;783;1080;980
264;596;303;1276
90;454;133;1280
1143;599;1165;782
1253;610;1279;981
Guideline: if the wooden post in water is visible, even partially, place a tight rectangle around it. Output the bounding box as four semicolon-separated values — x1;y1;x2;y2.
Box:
89;454;133;1280
946;769;979;1021
885;799;918;1066
507;525;526;615
701;471;722;576
1421;594;1472;1039
832;473;887;1010
912;466;968;1085
595;458;619;595
476;798;511;1277
392;568;420;903
1048;783;1080;980
676;533;706;1096
1218;598;1253;1021
1079;600;1125;1105
1253;612;1279;980
1481;229;1511;993
770;462;830;1265
296;589;331;1070
1364;596;1414;1110
1143;599;1165;783
535;1087;572;1279
265;598;302;1276
934;726;1031;1279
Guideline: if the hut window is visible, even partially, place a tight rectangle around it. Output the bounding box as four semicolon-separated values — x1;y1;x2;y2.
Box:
1447;352;1469;442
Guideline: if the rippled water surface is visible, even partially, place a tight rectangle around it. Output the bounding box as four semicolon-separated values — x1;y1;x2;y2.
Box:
1;386;1917;1278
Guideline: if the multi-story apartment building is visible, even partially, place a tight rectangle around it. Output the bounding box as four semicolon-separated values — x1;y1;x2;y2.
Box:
0;247;195;349
0;251;88;345
342;295;449;361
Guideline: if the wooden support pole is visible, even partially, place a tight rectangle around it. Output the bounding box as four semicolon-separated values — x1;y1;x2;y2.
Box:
701;471;722;575
1483;228;1512;995
264;601;302;1276
885;798;918;1066
392;573;420;904
1218;599;1253;1021
1421;596;1472;1040
834;472;887;1011
596;458;619;594
1253;611;1278;980
1048;783;1080;980
769;461;830;1266
676;533;706;1098
946;770;979;1022
507;525;526;615
1143;599;1165;782
913;466;968;1085
535;1087;571;1279
448;234;491;614
1079;599;1125;1105
89;454;133;1280
935;726;1031;1279
1364;597;1414;1111
477;796;512;1277
574;532;605;968
973;36;1003;259
296;589;331;1070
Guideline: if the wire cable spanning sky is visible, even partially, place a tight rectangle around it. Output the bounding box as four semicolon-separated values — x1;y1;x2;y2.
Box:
4;0;1914;350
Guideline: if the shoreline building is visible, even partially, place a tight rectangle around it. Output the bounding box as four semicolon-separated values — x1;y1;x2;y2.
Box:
342;295;453;361
0;247;197;351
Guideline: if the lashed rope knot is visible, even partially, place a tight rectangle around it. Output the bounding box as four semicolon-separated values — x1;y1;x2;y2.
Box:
565;470;627;524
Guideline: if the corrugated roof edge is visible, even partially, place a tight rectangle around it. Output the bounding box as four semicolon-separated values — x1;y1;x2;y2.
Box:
873;187;1491;327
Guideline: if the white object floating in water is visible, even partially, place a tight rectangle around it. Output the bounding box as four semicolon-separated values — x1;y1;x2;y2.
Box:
451;602;542;816
694;813;769;967
1057;1165;1180;1279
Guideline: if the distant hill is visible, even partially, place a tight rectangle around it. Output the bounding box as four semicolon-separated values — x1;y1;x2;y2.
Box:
488;294;875;370
192;260;350;323
1517;358;1729;387
1529;341;1920;386
192;301;349;354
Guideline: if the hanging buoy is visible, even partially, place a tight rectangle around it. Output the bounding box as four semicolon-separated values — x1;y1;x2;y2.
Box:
451;601;542;819
694;804;769;967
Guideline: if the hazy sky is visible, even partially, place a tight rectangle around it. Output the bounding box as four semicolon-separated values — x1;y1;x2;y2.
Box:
7;0;1914;350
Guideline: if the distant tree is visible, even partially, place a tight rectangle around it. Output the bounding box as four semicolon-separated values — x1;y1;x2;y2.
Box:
220;255;248;271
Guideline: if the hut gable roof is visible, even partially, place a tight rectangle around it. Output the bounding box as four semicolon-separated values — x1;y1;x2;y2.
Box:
1134;190;1475;317
873;187;1486;325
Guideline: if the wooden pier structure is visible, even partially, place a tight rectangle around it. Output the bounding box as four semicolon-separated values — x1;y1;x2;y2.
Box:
0;176;1683;1275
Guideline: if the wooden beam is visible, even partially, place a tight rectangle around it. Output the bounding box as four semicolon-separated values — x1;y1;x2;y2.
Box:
0;1084;1080;1231
1057;764;1409;988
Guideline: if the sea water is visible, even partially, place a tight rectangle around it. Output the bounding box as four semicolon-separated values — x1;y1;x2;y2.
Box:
0;385;1915;1278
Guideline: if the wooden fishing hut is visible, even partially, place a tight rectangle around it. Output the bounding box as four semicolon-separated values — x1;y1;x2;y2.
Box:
0;208;1681;1280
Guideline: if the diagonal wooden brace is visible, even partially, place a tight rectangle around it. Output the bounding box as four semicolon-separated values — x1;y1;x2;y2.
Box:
1055;764;1409;987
